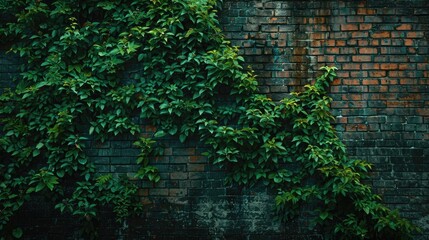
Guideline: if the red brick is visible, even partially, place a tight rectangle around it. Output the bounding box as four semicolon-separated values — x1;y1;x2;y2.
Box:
396;24;412;31
309;32;329;40
346;124;368;132
359;23;372;31
380;79;399;85
310;40;323;47
336;40;347;46
399;79;418;85
342;63;361;70
352;55;372;62
359;48;378;54
342;94;362;101
331;101;348;108
341;48;357;54
307;17;326;24
350;71;368;77
324;39;335;46
352;32;369;38
336;117;347;124
398;63;416;70
380;63;398;70
408;47;417;54
358;8;376;15
369;86;389;93
370;39;379;46
347;16;364;23
330;32;349;39
371;31;391;38
362;79;380;85
358;40;369;46
341;24;359;31
331;78;341;85
374;55;389;62
391;32;406;38
347;39;358;46
190;156;206;163
406;32;424;38
404;39;414;46
188;164;206;172
336;71;350;77
343;79;361;85
362;63;380;70
369;71;386;77
336;56;351;62
325;48;340;54
389;71;407;77
317;55;335;63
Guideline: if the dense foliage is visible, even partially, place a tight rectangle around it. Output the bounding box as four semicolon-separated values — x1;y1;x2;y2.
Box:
0;0;419;239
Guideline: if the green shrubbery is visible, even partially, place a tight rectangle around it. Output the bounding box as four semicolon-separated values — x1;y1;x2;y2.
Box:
0;0;418;239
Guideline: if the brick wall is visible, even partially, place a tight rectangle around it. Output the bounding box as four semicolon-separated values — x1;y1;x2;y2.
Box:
0;0;428;239
220;0;429;239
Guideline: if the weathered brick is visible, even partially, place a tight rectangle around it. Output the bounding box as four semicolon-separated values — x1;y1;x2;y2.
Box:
359;47;378;54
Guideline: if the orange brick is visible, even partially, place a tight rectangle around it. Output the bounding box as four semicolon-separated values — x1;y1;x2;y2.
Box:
404;39;414;46
396;24;412;30
370;39;379;46
336;40;347;46
352;32;369;38
326;48;340;54
369;71;386;77
408;47;417;54
341;24;359;31
342;94;362;101
362;63;380;70
343;79;361;85
407;32;424;38
331;78;341;85
362;79;379;85
359;23;372;31
342;64;361;70
399;79;417;85
351;71;368;77
317;55;335;63
359;48;378;54
357;8;376;15
352;55;372;62
389;71;407;78
380;79;399;85
358;40;369;46
380;63;398;70
371;31;391;38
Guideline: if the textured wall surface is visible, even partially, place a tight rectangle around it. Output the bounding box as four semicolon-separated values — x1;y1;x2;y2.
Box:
1;0;428;239
220;0;429;239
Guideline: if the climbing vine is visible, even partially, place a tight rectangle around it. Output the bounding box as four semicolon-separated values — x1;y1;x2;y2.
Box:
0;0;419;239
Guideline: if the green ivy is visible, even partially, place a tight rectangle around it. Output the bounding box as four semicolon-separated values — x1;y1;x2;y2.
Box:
0;0;419;239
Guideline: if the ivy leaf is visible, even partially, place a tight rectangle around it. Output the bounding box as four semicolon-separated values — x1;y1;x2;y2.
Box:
154;130;166;138
319;211;329;220
36;143;44;149
179;134;187;143
12;228;23;239
35;183;45;192
78;158;88;165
